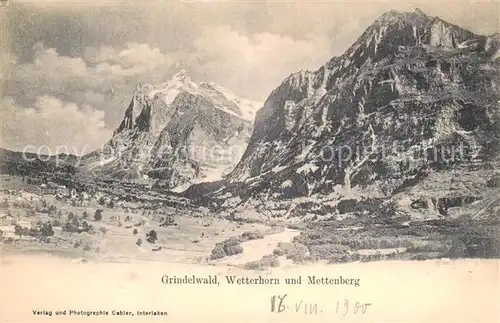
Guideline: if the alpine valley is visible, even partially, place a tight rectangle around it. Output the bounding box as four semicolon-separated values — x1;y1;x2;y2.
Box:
1;9;499;265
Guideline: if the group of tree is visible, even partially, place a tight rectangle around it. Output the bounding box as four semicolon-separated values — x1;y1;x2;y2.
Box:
159;215;176;227
63;216;93;234
98;197;114;208
14;222;54;239
135;230;158;247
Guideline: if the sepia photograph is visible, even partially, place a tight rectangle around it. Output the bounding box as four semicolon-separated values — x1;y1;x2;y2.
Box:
0;0;499;322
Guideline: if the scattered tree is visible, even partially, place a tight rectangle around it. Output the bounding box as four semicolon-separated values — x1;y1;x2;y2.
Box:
146;230;158;244
133;228;138;235
40;223;54;237
81;221;91;233
14;225;28;239
64;220;79;233
136;238;143;246
159;215;176;227
94;209;103;221
82;211;89;219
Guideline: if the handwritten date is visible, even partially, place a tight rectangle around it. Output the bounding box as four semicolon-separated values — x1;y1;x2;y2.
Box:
270;294;372;316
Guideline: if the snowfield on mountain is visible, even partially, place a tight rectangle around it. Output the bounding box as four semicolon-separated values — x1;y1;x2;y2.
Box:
81;70;262;191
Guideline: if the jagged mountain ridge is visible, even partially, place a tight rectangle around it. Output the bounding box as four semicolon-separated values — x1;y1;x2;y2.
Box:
188;9;500;219
82;70;262;190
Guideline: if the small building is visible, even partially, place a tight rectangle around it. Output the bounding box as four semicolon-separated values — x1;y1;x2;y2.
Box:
41;186;57;195
0;214;13;226
40;183;68;196
57;185;68;196
0;225;16;239
17;220;33;229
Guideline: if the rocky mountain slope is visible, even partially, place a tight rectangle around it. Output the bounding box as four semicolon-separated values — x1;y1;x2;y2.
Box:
81;71;262;191
0;148;78;177
187;9;500;220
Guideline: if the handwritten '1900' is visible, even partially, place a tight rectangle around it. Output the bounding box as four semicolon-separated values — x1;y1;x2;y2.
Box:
270;294;372;316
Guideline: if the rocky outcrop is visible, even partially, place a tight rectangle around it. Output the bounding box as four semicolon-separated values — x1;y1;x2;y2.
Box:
81;71;262;190
190;9;500;220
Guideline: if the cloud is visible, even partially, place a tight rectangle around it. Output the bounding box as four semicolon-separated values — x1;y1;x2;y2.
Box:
3;2;498;156
189;26;332;99
1;96;112;155
24;41;176;88
6;42;177;131
83;42;176;78
2;29;333;152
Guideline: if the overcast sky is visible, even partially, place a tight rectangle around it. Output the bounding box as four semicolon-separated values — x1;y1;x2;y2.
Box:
1;1;499;154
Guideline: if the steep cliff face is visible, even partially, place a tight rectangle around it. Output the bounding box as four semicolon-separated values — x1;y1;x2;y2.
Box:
191;9;500;219
82;71;262;190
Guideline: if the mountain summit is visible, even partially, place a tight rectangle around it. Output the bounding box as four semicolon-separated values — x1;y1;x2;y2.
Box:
188;9;500;220
82;71;263;190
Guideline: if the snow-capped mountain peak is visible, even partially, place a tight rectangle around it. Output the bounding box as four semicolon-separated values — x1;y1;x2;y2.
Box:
146;70;200;103
126;71;262;123
171;69;189;81
198;81;263;121
83;71;263;190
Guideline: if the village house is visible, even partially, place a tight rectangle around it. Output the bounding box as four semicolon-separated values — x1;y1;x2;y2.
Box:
57;185;69;196
0;220;36;240
17;220;33;229
40;183;70;196
40;184;57;195
0;225;16;239
0;213;13;226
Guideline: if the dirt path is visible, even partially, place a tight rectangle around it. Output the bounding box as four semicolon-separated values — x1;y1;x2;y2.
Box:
217;228;300;265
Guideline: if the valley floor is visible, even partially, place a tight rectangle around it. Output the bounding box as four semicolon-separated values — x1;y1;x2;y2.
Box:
1;174;500;322
1;173;499;269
